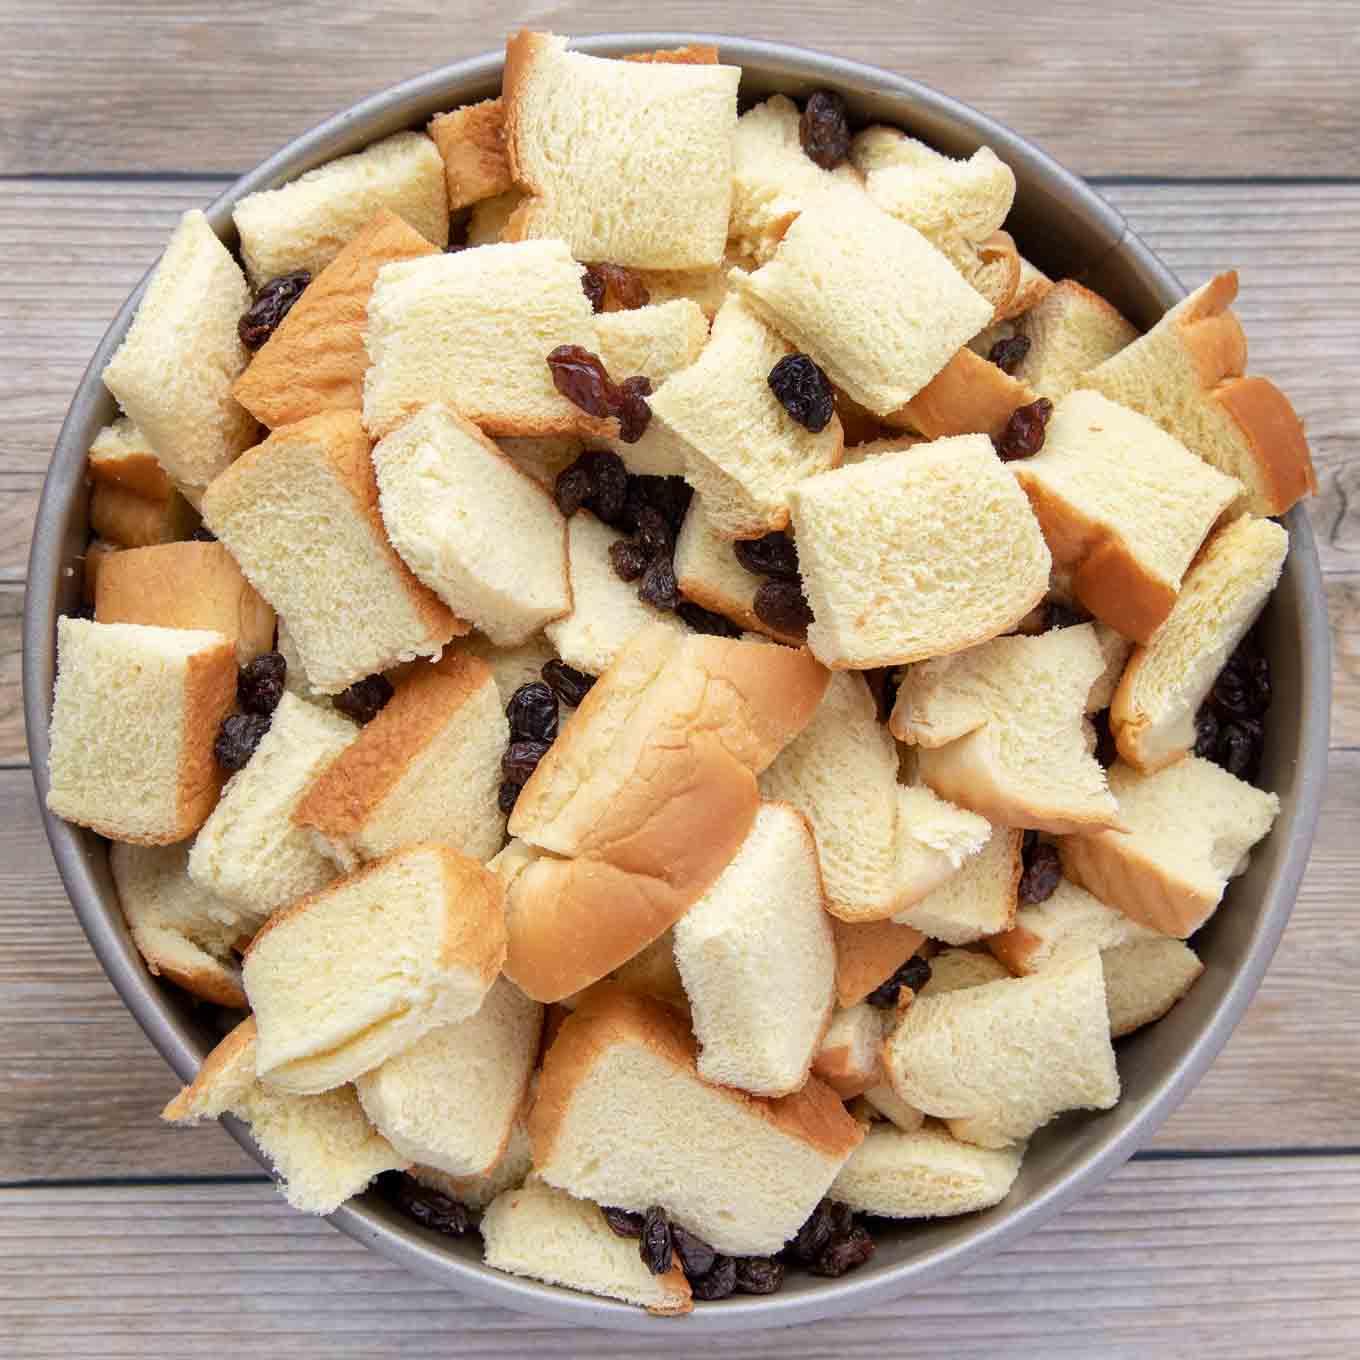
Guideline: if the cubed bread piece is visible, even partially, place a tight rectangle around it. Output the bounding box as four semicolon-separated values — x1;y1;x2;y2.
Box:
163;1017;406;1213
243;843;505;1093
731;195;994;415
467;189;524;245
634;261;733;320
673;802;836;1097
111;841;244;1007
274;619;329;705
862;1083;927;1133
832;1122;1022;1218
893;824;1022;945
1011;279;1139;400
1088;622;1134;713
892;624;1122;833
293;656;507;871
356;977;542;1176
87;417;173;501
362;241;609;440
201;410;461;693
232;132;448;287
1112;515;1288;771
46;619;235;844
789;436;1051;669
1004;256;1055;319
372;403;570;645
1083;271;1315;517
102;210;257;487
449;631;559;705
482;1180;692;1315
892;345;1040;439
920;948;1012;996
812;1003;884;1099
831;918;927;1008
496;435;584;489
94;541;276;664
427;98;513;210
891;783;993;914
759;672;901;921
1058;757;1280;938
232;208;439;429
187;692;357;933
411;1115;534;1211
649;295;844;538
543;511;687;675
89;482;199;549
81;539;118;608
883;953;1120;1148
529;987;863;1255
502;32;740;269
1101;937;1205;1038
572;929;689;1012
1013;390;1243;643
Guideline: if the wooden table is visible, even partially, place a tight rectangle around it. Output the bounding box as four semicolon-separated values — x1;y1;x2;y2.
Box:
2;3;1357;1354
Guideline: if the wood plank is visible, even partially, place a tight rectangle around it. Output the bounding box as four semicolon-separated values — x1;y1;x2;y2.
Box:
3;1160;1358;1357
0;584;21;764
0;1;1355;178
2;754;1357;1182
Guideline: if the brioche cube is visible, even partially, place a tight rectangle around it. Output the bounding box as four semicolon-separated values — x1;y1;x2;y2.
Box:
450;631;559;705
467;188;523;245
830;918;927;1008
649;295;844;538
812;1003;884;1099
362;241;608;439
634;260;734;320
603;929;687;1010
891;783;993;914
163;1018;406;1214
1007;255;1055;318
201;410;461;694
862;1083;927;1133
893;824;1022;945
1112;515;1288;771
1012;279;1139;401
356;977;542;1177
496;434;584;489
232;208;439;430
372;403;570;645
883;953;1120;1148
243;843;505;1093
731;195;994;415
87;417;173;501
789;436;1051;669
1083;271;1315;517
502;31;740;269
427;98;512;210
89;481;199;549
81;539;118;607
1089;621;1134;712
232;132;447;287
673;802;835;1097
921;948;1012;996
528;987;863;1255
46;619;236;844
94;541;275;665
411;1116;534;1212
293;656;507;870
482;1180;692;1315
1058;757;1280;938
1101;937;1205;1038
895;345;1039;440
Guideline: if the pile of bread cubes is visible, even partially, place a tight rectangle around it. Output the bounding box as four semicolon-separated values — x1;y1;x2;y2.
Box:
44;31;1315;1313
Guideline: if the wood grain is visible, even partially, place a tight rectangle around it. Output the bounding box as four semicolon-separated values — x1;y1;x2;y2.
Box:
0;1;1355;178
0;585;21;763
4;1161;1359;1358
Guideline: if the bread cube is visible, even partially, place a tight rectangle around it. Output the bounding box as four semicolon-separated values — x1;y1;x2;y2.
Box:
89;482;199;549
427;98;513;210
87;417;172;501
812;1003;884;1099
1101;937;1205;1038
893;344;1039;440
891;783;993;915
410;1116;533;1212
830;917;927;1008
1011;279;1138;400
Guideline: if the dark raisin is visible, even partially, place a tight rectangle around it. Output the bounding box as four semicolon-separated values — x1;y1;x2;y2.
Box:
609;538;651;583
670;1224;717;1278
993;397;1054;462
1090;707;1118;769
799;89;852;170
1210;663;1253;720
238;270;310;349
768;353;836;433
581;265;608;312
236;651;286;716
753;578;813;640
1018;840;1062;905
602;1206;645;1239
497;780;520;815
586;261;651;312
1218;719;1263;781
639;1205;673;1275
394;1178;470;1236
506;681;558;743
585;450;630;527
546;344;617;419
190;525;218;542
333;673;393;725
635;505;673;562
1044;600;1087;631
446;214;470;252
789;1199;837;1265
554;463;595;518
502;739;551;786
1022;828;1040;854
733;530;800;581
542;659;596;707
864;666;899;723
1248;652;1272;715
639;552;680;611
615;374;653;445
988;333;1032;375
632;475;694;536
690;1255;738;1300
734;1257;785;1295
676;600;742;637
213;712;270;772
865;954;932;1009
1193;705;1220;759
811;1224;875;1277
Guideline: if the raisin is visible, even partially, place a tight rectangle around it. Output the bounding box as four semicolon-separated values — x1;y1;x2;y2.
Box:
609;538;651;583
585;261;651;312
863;666;899;723
768;353;836;433
502;739;551;785
753;579;813;640
734;1257;785;1294
993;397;1054;462
639;552;680;611
733;530;800;581
670;1224;717;1278
1210;663;1253;720
788;1201;855;1264
497;780;520;815
333;673;393;725
542;659;596;708
799;89;852;170
1218;718;1263;781
690;1255;738;1300
811;1224;875;1277
639;1205;673;1275
553;463;595;518
1022;828;1040;854
546;344;617;419
1193;704;1220;759
213;712;270;772
635;505;673;562
1090;707;1118;769
615;374;653;445
190;525;217;542
1248;652;1272;715
581;266;608;313
1044;601;1087;631
393;1179;469;1236
676;600;742;637
236;651;286;716
988;333;1032;375
602;1206;644;1239
865;954;932;1009
634;475;693;536
238;270;310;350
585;450;630;527
506;681;558;743
1018;840;1062;904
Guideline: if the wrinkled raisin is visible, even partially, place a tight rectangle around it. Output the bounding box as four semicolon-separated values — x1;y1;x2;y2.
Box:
733;530;800;581
866;954;932;1009
238;270;310;349
497;780;520;815
583;262;650;312
690;1255;738;1300
1211;663;1252;719
1218;718;1263;781
1019;840;1062;904
553;463;595;518
1090;707;1118;769
237;651;286;716
581;266;608;312
799;89;852;169
864;667;899;723
394;1179;469;1236
671;1224;717;1278
639;551;680;611
585;450;630;527
735;1257;785;1294
547;344;617;419
609;538;651;582
639;1205;673;1275
542;659;595;707
1193;705;1220;759
753;578;813;640
994;397;1054;461
1045;600;1087;631
768;353;836;433
988;333;1032;375
333;673;393;724
811;1224;875;1277
788;1200;854;1265
502;739;551;785
506;681;558;743
635;505;673;562
213;712;270;772
1248;652;1272;714
190;525;217;542
615;375;653;445
602;1206;644;1239
629;475;693;536
676;600;742;637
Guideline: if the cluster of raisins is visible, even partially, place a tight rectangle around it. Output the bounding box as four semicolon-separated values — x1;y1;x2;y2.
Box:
386;1175;471;1237
238;270;310;350
1193;636;1272;784
497;660;601;814
731;529;815;641
212;650;287;772
783;1197;876;1278
546;346;653;444
865;954;932;1009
